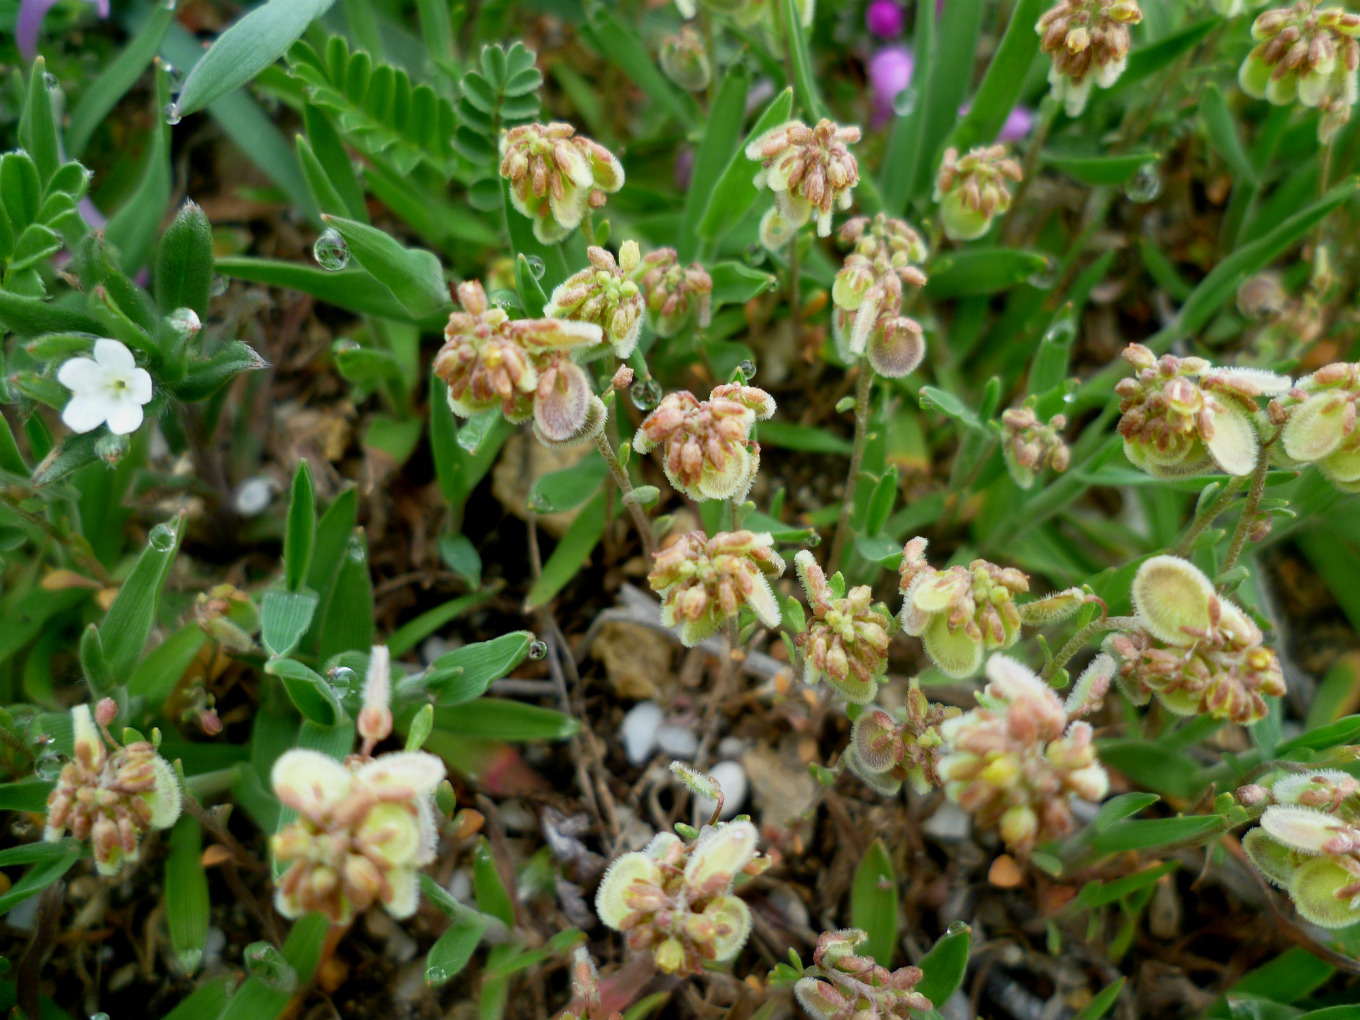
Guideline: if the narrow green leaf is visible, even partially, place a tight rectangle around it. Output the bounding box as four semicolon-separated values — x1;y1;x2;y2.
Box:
924;249;1049;298
781;0;825;120
710;262;777;308
473;839;515;926
1089;815;1224;855
850;840;898;966
697;88;795;251
916;923;972;1007
267;656;343;726
1075;978;1125;1020
215;256;423;323
165;816;210;974
680;64;752;260
1044;151;1159;186
20;58;61;187
99;513;184;682
302;104;369;223
0;839;83;914
946;0;1044;153
433;700;580;741
580;7;700;129
174;0;340;117
524;491;608;609
425;908;487;986
127;623;208;703
527;453;607;513
387;590;499;660
1199;85;1257;186
105;63;172;274
159;977;234;1020
320;214;450;319
156;201;215;321
316;529;375;664
78;624;112;697
424;631;533;707
284;461;316;591
260;589;320;659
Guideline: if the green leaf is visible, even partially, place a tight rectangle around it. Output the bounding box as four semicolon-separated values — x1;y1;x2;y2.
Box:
946;0;1044;153
316;529;375;664
173;341;268;402
155;201;216;320
216;913;329;1020
1089;815;1224;855
425;908;487;987
429;376;511;514
524;491;609;609
20;59;61;187
757;420;854;455
0;839;83;914
680;64;752;260
433;700;580;741
924;249;1050;298
1110;19;1217;96
159;977;234;1020
320;214;450;319
424;631;533;707
127;623;208;703
710;262;777;308
1073;861;1178;909
473;839;515;926
697;88;795;252
1275;714;1360;757
781;0;825;120
0;781;56;813
99;513;184;682
78;623;112;697
105;63;172;274
1199;85;1258;186
215;256;420;322
1044;151;1160;186
302;104;368;223
284;461;316;591
165;817;210;974
916;923;972;1007
1075;978;1125;1020
850;840;898;966
527;453;607;514
1091;792;1160;831
260;589;319;659
0;290;102;336
918;387;982;430
267;656;344;726
174;0;340;118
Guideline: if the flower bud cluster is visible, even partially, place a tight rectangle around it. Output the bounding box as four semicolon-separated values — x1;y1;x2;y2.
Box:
560;949;623;1020
1273;361;1360;493
1037;0;1144;116
634;384;775;502
1243;769;1360;928
595;820;769;976
434;280;607;446
1108;556;1285;724
1001;406;1071;489
793;928;933;1020
499;122;625;243
831;215;928;379
794;551;895;703
745;119;862;242
1115;343;1290;478
932;145;1022;241
545;242;646;358
635;248;713;338
846;682;960;796
938;655;1110;853
44;701;182;876
898;537;1030;679
649;530;786;646
1239;1;1360;143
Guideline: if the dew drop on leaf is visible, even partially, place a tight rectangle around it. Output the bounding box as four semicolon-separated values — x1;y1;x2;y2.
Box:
313;228;350;271
148;522;177;552
1124;162;1162;203
43;73;59;90
209;275;228;297
330;667;357;695
632;379;663;411
90;1013;110;1020
1027;257;1056;289
527;638;548;660
163;103;182;126
743;244;767;267
736;359;757;381
426;966;449;987
525;255;546;280
892;87;918;117
35;750;63;781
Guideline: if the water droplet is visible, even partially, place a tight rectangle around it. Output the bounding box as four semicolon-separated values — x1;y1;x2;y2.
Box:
243;942;296;993
1123;162;1162;203
35;751;63;781
163;102;182;126
426;965;449;987
945;919;970;936
805;531;822;547
163;64;182;90
1042;315;1077;347
892;87;918;117
43;73;59;90
524;254;546;281
161;0;178;9
167;307;201;337
330;666;357;695
90;1013;110;1020
527;639;548;660
743;244;767;267
736;359;757;381
1026;257;1057;289
346;536;366;562
209;275;227;297
631;379;663;411
148;522;177;552
312;228;350;271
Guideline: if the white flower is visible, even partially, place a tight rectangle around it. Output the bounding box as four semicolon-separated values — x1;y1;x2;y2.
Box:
57;339;153;435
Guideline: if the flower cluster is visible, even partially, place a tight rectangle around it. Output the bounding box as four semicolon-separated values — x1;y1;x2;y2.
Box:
793;928;932;1020
932;145;1022;242
1273;361;1360;493
1239;1;1360;143
634;384;775;502
545;242;646;358
649;530;785;646
898;537;1030;679
831;215;928;378
595;820;769;976
1037;0;1144;116
1108;556;1285;724
1001;406;1071;489
57;337;155;436
794;552;894;703
433;280;606;445
44;700;182;876
1115;343;1290;478
499;122;625;243
635;248;713;338
939;655;1110;853
846;681;959;796
1243;770;1360;928
745;118;862;242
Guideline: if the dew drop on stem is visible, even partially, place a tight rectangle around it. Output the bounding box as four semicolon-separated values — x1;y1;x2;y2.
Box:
313;228;350;271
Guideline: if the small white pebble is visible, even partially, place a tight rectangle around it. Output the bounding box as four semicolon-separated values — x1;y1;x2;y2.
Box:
621;702;665;765
655;723;698;759
922;801;972;841
421;635;453;664
233;475;275;516
695;760;747;821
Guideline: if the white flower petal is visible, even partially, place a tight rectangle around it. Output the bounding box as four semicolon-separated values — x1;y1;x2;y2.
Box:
128;367;154;405
61;395;112;434
93;337;136;374
57;356;103;393
104;397;145;436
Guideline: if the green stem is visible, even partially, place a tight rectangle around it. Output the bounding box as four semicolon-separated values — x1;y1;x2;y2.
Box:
0;488;111;585
1172;475;1247;558
1040;614;1138;683
594;426;655;558
828;361;874;573
999;97;1057;243
1219;439;1273;577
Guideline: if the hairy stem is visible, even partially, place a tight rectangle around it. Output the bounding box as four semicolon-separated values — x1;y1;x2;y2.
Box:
1220;439;1273;577
999;97;1057;243
828;360;874;573
594;426;655;558
0;488;111;585
1041;614;1138;683
1172;475;1247;558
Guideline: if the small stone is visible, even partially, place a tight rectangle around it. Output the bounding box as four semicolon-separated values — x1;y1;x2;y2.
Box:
655;723;698;759
988;854;1023;888
923;801;973;842
696;760;747;820
620;702;664;765
233;476;275;516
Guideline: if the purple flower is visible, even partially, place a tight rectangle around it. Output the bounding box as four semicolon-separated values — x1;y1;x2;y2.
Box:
18;0;110;61
998;106;1036;143
866;0;905;37
868;46;914;126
